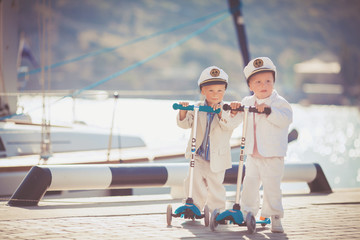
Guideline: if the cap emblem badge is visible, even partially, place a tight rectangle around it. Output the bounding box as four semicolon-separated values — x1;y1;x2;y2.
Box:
210;68;220;77
253;59;264;68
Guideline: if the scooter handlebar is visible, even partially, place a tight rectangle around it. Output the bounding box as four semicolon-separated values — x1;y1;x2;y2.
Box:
173;103;221;114
223;104;271;115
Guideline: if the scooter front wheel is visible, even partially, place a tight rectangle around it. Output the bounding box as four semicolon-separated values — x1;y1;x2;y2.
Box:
210;208;220;231
166;204;172;226
246;212;256;234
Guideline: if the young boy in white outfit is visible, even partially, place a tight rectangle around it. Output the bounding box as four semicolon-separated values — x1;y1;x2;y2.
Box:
230;57;293;233
176;66;241;213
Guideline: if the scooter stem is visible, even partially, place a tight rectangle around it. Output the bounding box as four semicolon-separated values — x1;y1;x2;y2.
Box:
188;106;199;199
235;106;249;204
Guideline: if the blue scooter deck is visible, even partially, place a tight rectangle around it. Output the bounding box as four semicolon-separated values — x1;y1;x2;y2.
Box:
174;203;202;219
215;209;271;226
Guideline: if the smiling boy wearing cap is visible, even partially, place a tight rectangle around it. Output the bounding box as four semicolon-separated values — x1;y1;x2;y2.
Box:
176;66;241;213
229;57;293;233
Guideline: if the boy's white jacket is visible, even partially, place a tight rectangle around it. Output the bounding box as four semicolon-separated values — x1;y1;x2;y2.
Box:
239;90;293;157
177;101;241;173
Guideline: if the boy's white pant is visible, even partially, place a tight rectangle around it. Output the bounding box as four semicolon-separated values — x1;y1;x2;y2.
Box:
184;155;226;213
240;156;284;218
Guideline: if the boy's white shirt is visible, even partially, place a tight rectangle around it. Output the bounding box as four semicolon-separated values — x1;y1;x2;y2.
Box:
238;90;293;157
177;101;241;173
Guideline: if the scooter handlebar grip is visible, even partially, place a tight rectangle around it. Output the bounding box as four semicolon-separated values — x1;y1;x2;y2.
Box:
199;106;221;114
222;104;244;112
172;103;194;111
223;104;231;111
249;106;271;115
264;107;272;115
223;104;271;115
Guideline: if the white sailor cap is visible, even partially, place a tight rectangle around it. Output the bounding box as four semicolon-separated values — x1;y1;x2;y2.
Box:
198;66;228;88
244;57;276;85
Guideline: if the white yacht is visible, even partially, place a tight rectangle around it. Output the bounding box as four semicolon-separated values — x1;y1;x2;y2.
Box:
0;0;146;159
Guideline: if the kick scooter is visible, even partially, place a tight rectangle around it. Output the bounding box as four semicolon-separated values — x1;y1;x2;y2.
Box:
210;104;271;234
167;103;220;227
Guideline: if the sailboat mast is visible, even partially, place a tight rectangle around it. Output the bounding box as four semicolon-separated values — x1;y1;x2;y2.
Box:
0;0;19;117
39;0;52;161
228;0;250;66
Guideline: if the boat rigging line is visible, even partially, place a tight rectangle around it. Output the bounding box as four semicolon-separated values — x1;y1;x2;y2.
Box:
17;7;233;79
0;9;233;121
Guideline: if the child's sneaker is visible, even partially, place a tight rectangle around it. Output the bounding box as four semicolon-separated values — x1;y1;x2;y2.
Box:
271;215;284;233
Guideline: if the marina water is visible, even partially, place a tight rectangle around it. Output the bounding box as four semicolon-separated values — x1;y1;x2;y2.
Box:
17;95;360;192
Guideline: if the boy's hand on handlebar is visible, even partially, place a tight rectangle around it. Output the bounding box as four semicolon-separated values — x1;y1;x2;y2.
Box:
179;102;189;121
212;103;222;117
179;102;189;107
211;103;221;111
256;103;269;113
230;101;241;115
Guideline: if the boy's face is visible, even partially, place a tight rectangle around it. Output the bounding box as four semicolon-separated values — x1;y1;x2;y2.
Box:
201;84;226;106
248;71;274;99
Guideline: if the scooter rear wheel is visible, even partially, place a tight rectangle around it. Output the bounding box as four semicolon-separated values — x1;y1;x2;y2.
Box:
166;204;172;226
204;205;210;227
246;212;256;234
210;208;220;231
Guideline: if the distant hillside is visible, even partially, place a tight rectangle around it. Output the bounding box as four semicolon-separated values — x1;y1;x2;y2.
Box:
17;0;360;103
